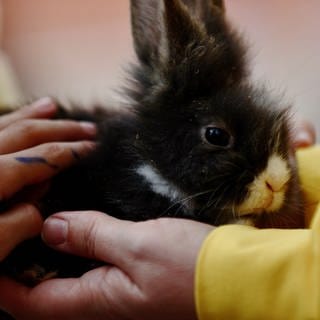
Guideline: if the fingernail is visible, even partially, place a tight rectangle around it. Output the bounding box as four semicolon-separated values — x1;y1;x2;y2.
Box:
42;217;67;246
31;97;55;112
80;122;97;135
294;131;313;147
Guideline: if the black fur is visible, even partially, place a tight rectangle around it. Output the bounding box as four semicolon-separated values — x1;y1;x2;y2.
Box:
1;0;304;286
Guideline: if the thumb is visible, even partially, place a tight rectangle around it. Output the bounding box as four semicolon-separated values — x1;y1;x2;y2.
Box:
42;211;134;268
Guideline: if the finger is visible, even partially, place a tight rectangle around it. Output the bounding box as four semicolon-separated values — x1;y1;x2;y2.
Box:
0;266;123;319
0;275;94;319
0;119;96;154
11;181;51;203
291;118;316;149
42;211;134;268
0;204;43;261
0;97;56;130
0;141;95;200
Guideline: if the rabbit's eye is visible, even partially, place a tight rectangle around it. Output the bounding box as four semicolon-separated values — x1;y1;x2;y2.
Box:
205;127;232;147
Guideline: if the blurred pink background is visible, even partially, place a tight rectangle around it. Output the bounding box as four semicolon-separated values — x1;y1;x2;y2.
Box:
2;0;320;133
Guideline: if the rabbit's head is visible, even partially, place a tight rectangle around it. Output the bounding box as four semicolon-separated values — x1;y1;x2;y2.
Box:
130;0;303;226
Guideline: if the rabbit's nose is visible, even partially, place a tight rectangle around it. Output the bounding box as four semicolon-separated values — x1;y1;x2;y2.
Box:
264;155;290;193
265;178;287;193
236;153;290;216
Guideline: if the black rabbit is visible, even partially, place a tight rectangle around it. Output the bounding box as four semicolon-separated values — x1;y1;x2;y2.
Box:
1;0;304;286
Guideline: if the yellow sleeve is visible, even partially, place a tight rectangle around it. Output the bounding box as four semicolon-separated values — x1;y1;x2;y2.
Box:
195;146;320;320
297;146;320;226
196;219;319;319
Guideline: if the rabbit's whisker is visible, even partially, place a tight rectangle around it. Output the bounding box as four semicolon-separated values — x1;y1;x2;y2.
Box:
160;189;219;218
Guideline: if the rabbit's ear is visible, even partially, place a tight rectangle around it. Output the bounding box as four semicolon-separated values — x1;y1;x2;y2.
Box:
160;0;206;63
131;0;204;67
209;0;225;12
181;0;225;16
130;0;161;66
180;0;228;38
131;0;246;94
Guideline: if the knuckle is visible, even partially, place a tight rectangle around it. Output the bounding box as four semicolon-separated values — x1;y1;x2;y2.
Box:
16;119;36;135
129;218;174;259
82;220;99;259
20;203;39;218
0;161;15;200
129;220;160;257
59;120;79;130
11;119;38;142
45;143;65;158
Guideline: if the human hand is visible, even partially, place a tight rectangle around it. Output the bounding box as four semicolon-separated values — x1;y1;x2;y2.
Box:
0;211;213;320
0;98;96;261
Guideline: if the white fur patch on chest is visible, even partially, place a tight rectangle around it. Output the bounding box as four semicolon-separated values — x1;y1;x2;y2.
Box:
135;163;187;205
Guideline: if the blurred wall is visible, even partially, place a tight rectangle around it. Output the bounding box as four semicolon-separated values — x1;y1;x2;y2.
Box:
2;0;132;106
2;1;320;133
227;0;320;134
